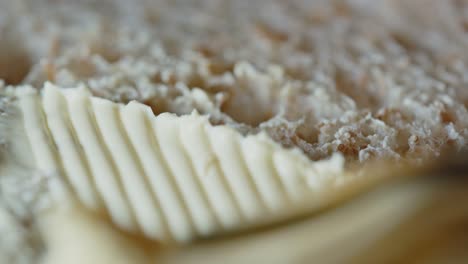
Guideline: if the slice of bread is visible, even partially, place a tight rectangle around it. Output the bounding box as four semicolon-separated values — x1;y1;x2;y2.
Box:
0;0;467;263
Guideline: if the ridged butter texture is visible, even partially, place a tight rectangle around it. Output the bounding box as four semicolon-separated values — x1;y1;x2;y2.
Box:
15;83;346;243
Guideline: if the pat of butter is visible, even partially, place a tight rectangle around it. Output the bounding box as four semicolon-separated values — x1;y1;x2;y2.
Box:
12;82;348;243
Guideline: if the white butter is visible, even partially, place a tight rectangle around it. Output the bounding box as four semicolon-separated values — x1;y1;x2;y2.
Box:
42;85;99;210
207;125;266;221
65;87;137;232
92;96;164;240
179;113;242;230
18;87;70;203
153;113;218;237
120;101;192;242
241;134;289;211
13;83;347;243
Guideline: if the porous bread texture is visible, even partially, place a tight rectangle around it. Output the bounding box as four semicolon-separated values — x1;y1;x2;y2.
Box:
0;1;467;263
0;201;42;264
0;0;467;165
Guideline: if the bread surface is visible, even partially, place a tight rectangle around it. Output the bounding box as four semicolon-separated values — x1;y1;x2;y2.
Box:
1;0;468;263
1;0;466;164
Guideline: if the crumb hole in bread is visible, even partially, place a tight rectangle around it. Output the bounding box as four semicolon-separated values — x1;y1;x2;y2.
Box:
334;68;379;110
255;22;289;43
220;95;277;126
0;38;32;85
